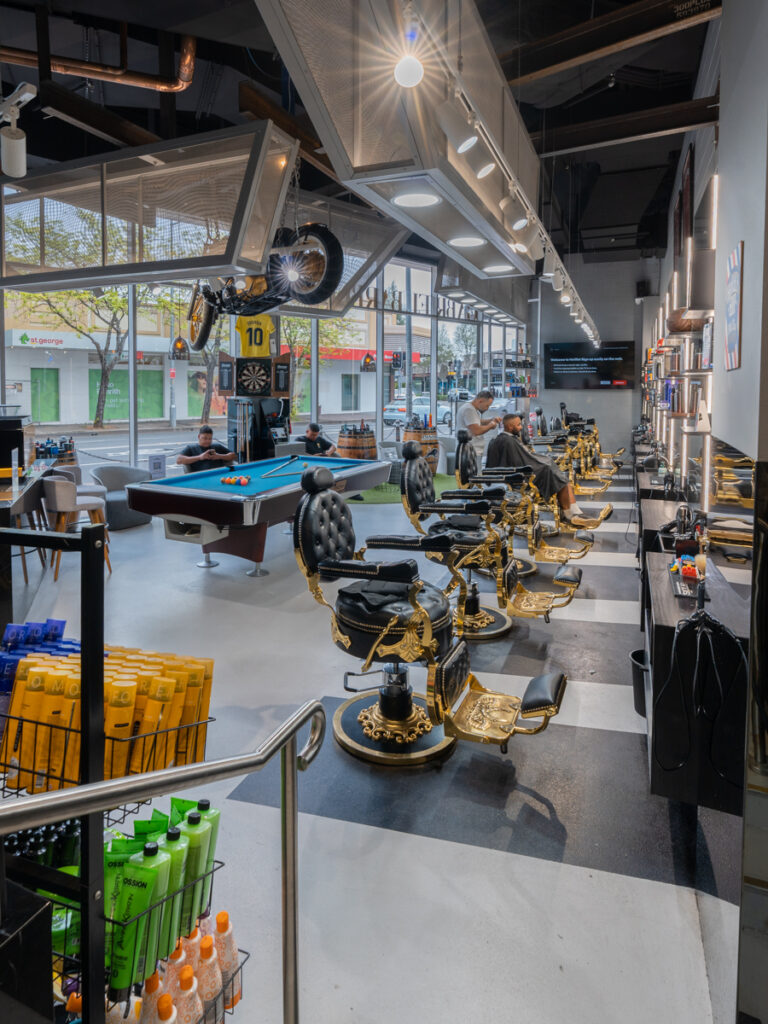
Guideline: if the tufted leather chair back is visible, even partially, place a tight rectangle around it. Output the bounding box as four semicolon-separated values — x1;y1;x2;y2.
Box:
294;469;357;573
427;640;471;725
400;443;435;515
456;435;478;485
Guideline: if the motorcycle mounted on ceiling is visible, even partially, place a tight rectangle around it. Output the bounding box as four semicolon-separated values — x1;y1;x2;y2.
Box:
187;222;344;351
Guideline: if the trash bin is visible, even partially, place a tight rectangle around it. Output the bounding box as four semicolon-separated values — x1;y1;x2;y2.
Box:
629;649;648;717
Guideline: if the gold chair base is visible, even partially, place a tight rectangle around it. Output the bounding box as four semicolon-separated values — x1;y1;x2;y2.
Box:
333;693;457;766
454;603;514;642
358;701;432;744
473;556;537;579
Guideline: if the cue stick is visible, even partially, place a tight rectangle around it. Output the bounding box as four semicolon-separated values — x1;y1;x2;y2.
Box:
261;455;300;479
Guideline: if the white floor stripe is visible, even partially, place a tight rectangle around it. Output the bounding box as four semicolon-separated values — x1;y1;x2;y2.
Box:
476;671;645;734
719;565;752;586
555;597;641;624
579;499;635;510
572;550;639;568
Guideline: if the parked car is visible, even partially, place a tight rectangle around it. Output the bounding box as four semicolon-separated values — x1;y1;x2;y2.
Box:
383;395;453;426
446;387;472;401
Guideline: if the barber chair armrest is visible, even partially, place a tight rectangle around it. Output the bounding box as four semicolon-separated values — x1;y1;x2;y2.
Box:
365;534;456;554
317;558;419;584
441;485;507;501
420;499;491;516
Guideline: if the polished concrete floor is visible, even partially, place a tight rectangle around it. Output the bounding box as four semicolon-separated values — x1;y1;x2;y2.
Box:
20;467;740;1023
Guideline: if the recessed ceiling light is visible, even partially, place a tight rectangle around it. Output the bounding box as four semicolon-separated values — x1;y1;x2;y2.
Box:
475;303;489;309
446;290;464;298
393;192;441;208
448;236;485;248
484;263;513;273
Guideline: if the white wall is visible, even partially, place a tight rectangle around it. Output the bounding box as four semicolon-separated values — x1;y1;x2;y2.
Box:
534;258;649;452
712;1;768;460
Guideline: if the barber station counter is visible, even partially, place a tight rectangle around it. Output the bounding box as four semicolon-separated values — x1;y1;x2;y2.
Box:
644;551;750;814
636;470;668;501
638;499;683;630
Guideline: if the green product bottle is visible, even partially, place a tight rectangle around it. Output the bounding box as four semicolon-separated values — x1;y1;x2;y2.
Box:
178;810;211;935
128;841;171;983
196;799;220;914
158;826;189;961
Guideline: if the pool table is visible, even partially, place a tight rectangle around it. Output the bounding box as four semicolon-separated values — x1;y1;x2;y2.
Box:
126;455;390;575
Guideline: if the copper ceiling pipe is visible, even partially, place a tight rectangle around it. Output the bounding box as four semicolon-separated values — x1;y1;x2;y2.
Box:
0;32;196;92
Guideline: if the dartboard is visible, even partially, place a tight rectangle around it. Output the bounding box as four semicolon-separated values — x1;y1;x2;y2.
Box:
236;358;272;397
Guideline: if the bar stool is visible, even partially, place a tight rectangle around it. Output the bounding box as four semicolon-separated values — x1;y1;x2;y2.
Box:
42;477;112;580
51;468;110;542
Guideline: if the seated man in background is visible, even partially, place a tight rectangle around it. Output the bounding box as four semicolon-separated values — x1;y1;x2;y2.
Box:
301;423;337;457
177;425;236;472
486;413;585;521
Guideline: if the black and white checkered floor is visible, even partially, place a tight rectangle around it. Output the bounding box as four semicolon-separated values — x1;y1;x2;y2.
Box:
24;466;742;1023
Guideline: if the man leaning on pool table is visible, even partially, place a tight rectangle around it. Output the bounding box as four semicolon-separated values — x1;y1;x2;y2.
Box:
177;425;237;472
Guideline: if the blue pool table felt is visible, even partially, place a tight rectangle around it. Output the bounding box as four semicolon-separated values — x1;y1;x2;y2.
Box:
154;456;362;497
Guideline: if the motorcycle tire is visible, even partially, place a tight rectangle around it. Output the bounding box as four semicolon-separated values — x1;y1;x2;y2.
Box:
189;289;217;351
267;223;344;306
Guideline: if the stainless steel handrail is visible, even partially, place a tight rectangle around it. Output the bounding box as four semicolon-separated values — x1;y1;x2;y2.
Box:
0;699;326;1024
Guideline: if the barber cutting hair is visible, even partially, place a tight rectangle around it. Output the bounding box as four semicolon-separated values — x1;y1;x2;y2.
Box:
486;412;585;522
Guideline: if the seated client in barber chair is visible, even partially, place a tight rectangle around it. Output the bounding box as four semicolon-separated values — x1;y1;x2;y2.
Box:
486;413;586;521
293;465;567;766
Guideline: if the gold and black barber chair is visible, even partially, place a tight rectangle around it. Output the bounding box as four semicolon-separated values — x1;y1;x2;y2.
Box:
294;465;567;765
711;454;754;509
496;553;582;623
559;430;612;497
398;441;527;639
452;429;556;541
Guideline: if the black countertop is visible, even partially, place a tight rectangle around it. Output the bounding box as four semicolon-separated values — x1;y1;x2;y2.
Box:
647;550;750;638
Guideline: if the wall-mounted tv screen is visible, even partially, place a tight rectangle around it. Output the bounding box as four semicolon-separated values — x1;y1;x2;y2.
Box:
544;342;635;390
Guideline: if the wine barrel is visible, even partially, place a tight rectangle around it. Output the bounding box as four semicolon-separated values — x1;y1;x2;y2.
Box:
403;426;439;475
336;425;377;460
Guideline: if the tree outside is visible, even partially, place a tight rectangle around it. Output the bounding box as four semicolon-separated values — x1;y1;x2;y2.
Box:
279;315;361;418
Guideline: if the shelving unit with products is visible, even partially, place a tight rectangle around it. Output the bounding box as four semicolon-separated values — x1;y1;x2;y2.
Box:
641;327;713;508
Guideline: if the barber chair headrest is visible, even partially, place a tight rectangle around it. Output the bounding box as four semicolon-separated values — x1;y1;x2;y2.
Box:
402;441;423;461
456;429;470;445
301;466;334;494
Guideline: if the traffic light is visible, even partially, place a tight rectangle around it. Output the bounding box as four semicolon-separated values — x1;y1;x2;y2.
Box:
169;336;190;361
391;352;402;370
360;352;376;372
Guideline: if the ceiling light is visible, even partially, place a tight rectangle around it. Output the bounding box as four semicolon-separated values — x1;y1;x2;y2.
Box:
499;189;528;232
475;303;489;309
394;54;424;88
552;269;564;292
393;191;441;208
542;249;556;278
570;305;578;317
436;97;478;154
574;308;583;324
448;235;485;248
560;291;572;305
463;141;496;180
286;268;300;283
484;263;513;273
446;290;464;298
508;238;527;254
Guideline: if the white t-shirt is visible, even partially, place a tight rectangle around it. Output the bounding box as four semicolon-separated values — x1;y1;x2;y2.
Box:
456;402;488;459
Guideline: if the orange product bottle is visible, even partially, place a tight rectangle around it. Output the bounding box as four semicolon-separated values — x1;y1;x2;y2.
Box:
214;911;241;1008
161;941;186;1002
16;666;48;792
155;993;177;1024
104;680;137;779
196;934;224;1024
138;971;164;1024
173;965;203;1024
181;926;201;974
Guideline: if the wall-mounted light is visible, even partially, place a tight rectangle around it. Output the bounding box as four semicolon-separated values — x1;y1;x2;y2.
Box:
463;140;496;179
499;187;528;232
436;97;478;153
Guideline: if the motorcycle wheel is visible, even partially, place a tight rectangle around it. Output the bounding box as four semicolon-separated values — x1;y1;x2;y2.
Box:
189;289;217;352
267;223;344;306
